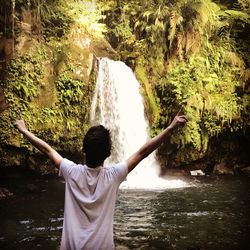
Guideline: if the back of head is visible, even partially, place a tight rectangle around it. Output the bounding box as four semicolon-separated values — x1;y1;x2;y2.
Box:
83;125;112;167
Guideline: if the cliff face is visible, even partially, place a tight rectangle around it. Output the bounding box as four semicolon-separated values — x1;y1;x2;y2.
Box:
0;0;249;175
0;2;114;174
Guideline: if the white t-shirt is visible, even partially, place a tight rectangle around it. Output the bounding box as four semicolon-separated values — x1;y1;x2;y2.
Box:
59;158;128;250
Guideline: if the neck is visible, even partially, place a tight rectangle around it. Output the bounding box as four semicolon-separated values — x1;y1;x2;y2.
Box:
86;162;104;168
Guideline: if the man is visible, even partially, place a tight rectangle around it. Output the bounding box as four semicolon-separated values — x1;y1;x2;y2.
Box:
15;113;187;250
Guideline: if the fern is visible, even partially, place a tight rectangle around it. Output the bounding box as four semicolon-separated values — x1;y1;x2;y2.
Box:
224;9;250;23
168;11;183;48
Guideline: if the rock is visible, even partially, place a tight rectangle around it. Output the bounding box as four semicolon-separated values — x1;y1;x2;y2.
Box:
190;170;205;176
27;154;58;175
0;187;13;199
0;38;14;60
0;147;26;167
241;166;250;175
213;163;234;175
0;86;7;113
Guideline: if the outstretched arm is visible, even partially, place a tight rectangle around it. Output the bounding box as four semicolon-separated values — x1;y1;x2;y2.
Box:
126;114;187;173
15;119;63;169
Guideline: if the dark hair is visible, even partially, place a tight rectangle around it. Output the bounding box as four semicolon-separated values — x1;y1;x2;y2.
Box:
83;125;112;167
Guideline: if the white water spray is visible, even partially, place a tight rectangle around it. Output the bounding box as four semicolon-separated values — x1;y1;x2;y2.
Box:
90;58;187;189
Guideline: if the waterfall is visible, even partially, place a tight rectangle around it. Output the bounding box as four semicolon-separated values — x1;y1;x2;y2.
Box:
90;58;187;189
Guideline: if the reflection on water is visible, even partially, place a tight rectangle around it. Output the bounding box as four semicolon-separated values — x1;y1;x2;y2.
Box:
115;181;250;250
0;174;249;250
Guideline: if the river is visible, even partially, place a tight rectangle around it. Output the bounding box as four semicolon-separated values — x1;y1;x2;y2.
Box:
0;170;249;250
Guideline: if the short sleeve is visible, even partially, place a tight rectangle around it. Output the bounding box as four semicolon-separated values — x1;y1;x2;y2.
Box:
111;162;128;184
59;158;76;180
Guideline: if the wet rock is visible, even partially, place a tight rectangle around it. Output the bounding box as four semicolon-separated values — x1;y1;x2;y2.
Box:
0;187;13;199
27;154;58;175
241;166;250;175
213;163;234;175
0;147;26;167
190;170;205;176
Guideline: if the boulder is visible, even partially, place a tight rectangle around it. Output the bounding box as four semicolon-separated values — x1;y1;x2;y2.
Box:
241;166;250;175
213;163;234;175
190;170;205;176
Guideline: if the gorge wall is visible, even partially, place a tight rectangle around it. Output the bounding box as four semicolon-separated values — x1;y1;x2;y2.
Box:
0;0;249;176
0;0;115;174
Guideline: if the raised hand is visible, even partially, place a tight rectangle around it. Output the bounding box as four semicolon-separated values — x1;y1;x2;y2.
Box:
14;118;63;168
169;114;188;129
14;119;28;133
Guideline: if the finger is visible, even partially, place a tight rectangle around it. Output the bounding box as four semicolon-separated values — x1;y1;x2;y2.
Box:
179;115;187;119
177;105;185;116
179;116;188;123
177;109;182;116
181;117;188;122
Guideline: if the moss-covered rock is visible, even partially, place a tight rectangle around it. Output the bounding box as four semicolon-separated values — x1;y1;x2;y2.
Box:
27;153;58;175
0;2;115;174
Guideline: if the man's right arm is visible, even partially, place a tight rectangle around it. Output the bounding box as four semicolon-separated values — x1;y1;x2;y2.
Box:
15;119;63;169
126;114;187;173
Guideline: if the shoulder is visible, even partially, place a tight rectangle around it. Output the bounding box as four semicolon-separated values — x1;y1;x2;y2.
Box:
110;162;128;171
59;158;84;179
106;162;128;183
59;158;76;172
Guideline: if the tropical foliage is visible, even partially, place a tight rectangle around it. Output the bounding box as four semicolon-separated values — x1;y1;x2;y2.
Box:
0;0;100;152
99;0;250;162
0;0;106;40
0;0;249;168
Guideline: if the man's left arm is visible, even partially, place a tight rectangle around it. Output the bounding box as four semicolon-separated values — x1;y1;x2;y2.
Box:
15;119;63;169
126;114;187;173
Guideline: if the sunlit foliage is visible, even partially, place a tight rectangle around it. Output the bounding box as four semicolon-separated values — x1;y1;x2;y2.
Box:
99;0;250;160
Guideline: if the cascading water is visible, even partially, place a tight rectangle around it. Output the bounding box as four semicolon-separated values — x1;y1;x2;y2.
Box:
90;58;187;189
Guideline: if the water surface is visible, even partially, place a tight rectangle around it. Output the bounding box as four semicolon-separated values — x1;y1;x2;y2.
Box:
0;173;249;250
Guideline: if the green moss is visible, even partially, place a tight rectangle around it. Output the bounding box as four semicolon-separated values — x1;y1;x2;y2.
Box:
0;49;45;146
6;54;43;107
154;38;245;152
0;40;93;154
135;57;160;125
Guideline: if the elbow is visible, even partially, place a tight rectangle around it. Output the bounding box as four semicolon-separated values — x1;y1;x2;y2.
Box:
40;146;53;157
